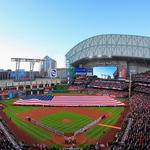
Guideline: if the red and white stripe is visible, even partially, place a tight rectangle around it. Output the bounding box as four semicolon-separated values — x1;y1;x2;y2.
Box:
13;96;126;107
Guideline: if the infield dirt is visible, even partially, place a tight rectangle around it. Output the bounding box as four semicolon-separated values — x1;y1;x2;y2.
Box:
19;107;109;121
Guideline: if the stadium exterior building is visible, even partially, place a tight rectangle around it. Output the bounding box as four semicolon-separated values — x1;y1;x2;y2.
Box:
40;56;57;78
66;34;150;78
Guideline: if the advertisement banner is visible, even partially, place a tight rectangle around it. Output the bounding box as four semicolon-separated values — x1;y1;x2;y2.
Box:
118;67;127;78
75;67;93;75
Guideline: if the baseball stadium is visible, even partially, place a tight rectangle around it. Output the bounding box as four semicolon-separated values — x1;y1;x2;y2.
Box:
0;34;150;150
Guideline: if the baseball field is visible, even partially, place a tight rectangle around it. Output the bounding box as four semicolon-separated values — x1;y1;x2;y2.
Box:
0;95;127;148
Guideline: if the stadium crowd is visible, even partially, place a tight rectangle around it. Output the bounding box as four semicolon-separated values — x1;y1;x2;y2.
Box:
0;121;56;150
89;80;128;90
112;93;150;150
132;71;150;83
0;128;16;150
73;75;91;85
133;85;150;94
69;85;85;91
1;72;150;149
0;118;26;150
96;89;128;98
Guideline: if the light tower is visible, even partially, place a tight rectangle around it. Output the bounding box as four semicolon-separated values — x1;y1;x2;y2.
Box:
128;70;136;98
11;58;44;81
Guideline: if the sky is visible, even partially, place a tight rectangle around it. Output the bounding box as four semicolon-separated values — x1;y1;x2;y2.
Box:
0;0;150;74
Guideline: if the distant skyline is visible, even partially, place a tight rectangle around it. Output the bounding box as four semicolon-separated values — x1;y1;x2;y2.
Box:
0;0;150;72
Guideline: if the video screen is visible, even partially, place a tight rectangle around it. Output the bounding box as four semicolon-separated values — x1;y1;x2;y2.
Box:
93;66;117;78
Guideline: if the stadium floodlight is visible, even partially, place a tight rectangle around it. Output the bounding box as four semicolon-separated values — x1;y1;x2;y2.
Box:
11;58;45;81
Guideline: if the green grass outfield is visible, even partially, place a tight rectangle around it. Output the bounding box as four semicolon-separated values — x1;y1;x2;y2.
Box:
85;107;124;140
0;98;125;144
1;99;52;141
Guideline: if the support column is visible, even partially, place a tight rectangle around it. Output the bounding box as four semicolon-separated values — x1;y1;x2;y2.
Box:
37;90;39;95
15;61;20;81
16;86;19;91
31;91;33;95
30;61;35;81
